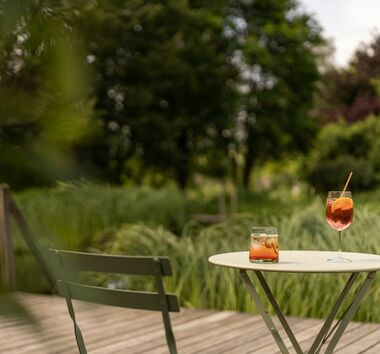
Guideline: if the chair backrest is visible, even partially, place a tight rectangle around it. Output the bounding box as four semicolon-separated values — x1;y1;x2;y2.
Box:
50;249;179;354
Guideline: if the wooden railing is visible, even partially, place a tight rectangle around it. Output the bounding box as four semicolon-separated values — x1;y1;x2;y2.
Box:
0;184;55;291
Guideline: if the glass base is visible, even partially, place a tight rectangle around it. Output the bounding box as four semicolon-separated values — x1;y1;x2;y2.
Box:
327;256;352;263
249;258;278;263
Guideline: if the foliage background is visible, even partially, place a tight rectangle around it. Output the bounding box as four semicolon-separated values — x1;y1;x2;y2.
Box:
1;0;380;325
0;0;325;189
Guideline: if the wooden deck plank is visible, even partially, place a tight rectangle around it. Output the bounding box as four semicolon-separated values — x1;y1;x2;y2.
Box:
295;321;363;353
35;308;160;354
89;309;212;354
335;327;380;353
0;301;113;343
16;312;141;354
98;310;237;354
170;313;263;354
335;323;380;352
188;316;298;354
361;340;380;353
225;318;317;354
256;322;323;354
0;293;379;353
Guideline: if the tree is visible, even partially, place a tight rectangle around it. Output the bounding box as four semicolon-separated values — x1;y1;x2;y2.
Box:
317;33;380;123
1;0;325;189
227;0;324;187
67;0;239;188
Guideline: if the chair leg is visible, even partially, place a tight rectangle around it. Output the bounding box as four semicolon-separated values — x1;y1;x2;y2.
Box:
161;311;178;354
153;258;178;354
56;251;88;354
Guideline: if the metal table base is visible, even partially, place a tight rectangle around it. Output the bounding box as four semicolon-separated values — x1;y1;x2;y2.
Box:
239;269;376;354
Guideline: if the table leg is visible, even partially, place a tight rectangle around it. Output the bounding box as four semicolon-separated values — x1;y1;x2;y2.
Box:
324;271;376;354
239;269;292;354
254;270;303;354
239;269;376;354
308;273;358;354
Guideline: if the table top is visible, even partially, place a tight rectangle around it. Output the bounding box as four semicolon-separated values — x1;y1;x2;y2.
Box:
208;251;380;273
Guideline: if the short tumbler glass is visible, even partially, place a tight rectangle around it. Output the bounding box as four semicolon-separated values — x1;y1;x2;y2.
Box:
249;227;279;263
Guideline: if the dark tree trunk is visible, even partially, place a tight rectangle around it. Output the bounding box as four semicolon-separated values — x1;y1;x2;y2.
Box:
242;151;254;188
176;166;188;189
242;127;255;188
175;128;190;189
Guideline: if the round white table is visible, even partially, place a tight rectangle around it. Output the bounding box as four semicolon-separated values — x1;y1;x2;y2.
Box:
208;250;380;354
209;250;380;273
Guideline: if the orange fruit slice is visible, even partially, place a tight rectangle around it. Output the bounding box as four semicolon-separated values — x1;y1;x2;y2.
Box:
264;237;279;254
331;197;353;212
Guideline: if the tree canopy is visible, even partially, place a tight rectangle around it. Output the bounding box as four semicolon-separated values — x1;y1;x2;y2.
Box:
0;0;325;189
317;34;380;123
228;0;323;186
69;0;240;187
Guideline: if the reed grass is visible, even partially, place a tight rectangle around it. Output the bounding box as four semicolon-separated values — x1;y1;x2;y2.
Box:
104;200;380;323
11;183;380;322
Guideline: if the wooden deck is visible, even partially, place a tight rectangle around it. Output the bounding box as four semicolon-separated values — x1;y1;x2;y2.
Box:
1;293;380;353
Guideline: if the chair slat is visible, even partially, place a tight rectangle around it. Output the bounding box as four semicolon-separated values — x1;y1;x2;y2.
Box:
51;250;173;276
57;281;180;313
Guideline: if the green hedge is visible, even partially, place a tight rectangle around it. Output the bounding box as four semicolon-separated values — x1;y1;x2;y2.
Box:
306;116;380;191
308;155;375;191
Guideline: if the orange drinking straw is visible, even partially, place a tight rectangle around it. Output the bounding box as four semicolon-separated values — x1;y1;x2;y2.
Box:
341;171;353;194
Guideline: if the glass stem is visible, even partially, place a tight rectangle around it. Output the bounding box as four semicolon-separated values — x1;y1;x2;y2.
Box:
338;230;342;258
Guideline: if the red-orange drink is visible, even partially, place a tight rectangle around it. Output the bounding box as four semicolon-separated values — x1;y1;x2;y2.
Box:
326;197;353;231
249;236;279;262
249;227;279;263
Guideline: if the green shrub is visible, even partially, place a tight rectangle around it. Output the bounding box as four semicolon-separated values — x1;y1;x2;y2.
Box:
306;115;380;191
307;155;375;192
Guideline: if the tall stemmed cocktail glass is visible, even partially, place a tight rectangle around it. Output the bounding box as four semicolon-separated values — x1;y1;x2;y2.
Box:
326;191;354;263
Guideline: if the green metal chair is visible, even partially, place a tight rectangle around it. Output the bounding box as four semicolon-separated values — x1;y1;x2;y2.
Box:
50;249;179;354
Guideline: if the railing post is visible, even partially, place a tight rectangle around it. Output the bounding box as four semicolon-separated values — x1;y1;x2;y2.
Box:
0;184;16;290
9;195;56;289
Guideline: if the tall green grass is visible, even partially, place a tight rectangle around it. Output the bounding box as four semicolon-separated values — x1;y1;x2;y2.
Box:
13;182;196;247
103;201;380;323
12;183;198;291
11;183;380;322
13;182;311;250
